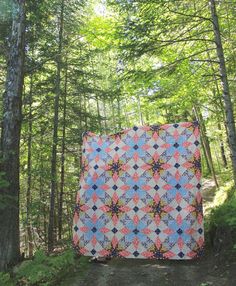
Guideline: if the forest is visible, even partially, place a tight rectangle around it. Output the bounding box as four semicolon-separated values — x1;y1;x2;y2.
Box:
0;0;236;285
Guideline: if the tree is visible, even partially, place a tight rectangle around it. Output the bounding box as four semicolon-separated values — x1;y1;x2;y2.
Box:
0;0;26;270
209;0;236;185
48;0;65;252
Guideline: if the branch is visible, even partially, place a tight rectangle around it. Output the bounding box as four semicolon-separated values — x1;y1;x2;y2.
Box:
191;59;220;63
166;6;213;23
161;48;216;69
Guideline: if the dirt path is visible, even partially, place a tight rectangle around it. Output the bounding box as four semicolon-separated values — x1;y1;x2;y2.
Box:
61;179;235;286
61;254;234;286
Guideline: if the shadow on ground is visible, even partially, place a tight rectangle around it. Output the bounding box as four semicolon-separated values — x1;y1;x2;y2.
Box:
61;251;236;286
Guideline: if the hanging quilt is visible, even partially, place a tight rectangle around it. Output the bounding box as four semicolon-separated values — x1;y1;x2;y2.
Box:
72;121;204;259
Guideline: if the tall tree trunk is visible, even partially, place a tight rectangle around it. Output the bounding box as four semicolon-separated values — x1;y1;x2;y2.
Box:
0;0;25;271
124;97;131;127
102;97;108;133
218;123;228;168
39;126;47;244
58;61;67;240
48;0;64;252
117;93;122;130
84;95;88;130
96;95;102;132
194;105;219;188
205;41;229;170
110;97;116;130
210;0;236;185
26;73;34;258
201;137;211;175
137;93;144;125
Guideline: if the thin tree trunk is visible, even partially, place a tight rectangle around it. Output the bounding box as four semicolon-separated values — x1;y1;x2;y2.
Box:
39;127;47;244
137;93;144;125
58;61;68;240
201;137;211;175
84;95;88;130
48;0;64;252
218;123;228;168
210;0;236;185
124;97;131;127
213;141;221;172
111;98;116;130
194;106;219;188
67;199;72;239
204;40;229;169
103;97;108;133
145;109;150;124
117;94;122;130
26;73;33;258
78;83;82;137
0;0;25;271
96;95;102;132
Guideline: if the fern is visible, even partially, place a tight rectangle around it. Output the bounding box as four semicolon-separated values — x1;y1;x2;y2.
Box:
15;249;76;285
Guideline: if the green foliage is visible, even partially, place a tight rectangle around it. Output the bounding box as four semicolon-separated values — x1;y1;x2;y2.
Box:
0;272;14;286
0;0;12;38
15;249;75;285
208;196;236;230
0;250;85;286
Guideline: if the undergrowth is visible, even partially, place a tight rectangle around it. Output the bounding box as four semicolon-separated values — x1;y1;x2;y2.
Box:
0;249;87;286
205;177;236;250
207;195;236;231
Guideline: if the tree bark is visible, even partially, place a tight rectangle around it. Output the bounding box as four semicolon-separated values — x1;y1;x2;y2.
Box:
217;123;228;168
103;97;108;133
110;97;116;130
194;105;219;188
201;136;211;175
48;0;64;252
39;126;47;244
58;61;68;240
0;0;25;271
209;0;236;185
117;93;122;130
96;95;102;132
83;95;88;130
26;73;34;258
137;93;144;125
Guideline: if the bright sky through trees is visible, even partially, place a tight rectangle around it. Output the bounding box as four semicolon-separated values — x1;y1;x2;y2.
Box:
94;0;107;16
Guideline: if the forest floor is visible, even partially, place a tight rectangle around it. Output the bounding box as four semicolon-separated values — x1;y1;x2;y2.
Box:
60;179;236;286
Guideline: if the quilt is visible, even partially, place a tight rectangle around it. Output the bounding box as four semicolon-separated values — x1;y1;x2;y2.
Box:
72;121;204;259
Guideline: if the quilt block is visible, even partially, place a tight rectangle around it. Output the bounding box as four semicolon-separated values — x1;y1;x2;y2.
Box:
73;121;204;259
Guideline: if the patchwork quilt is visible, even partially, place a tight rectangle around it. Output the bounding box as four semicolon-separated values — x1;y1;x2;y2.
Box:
73;121;204;259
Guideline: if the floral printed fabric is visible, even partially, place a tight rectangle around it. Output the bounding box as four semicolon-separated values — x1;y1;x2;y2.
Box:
72;121;204;259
